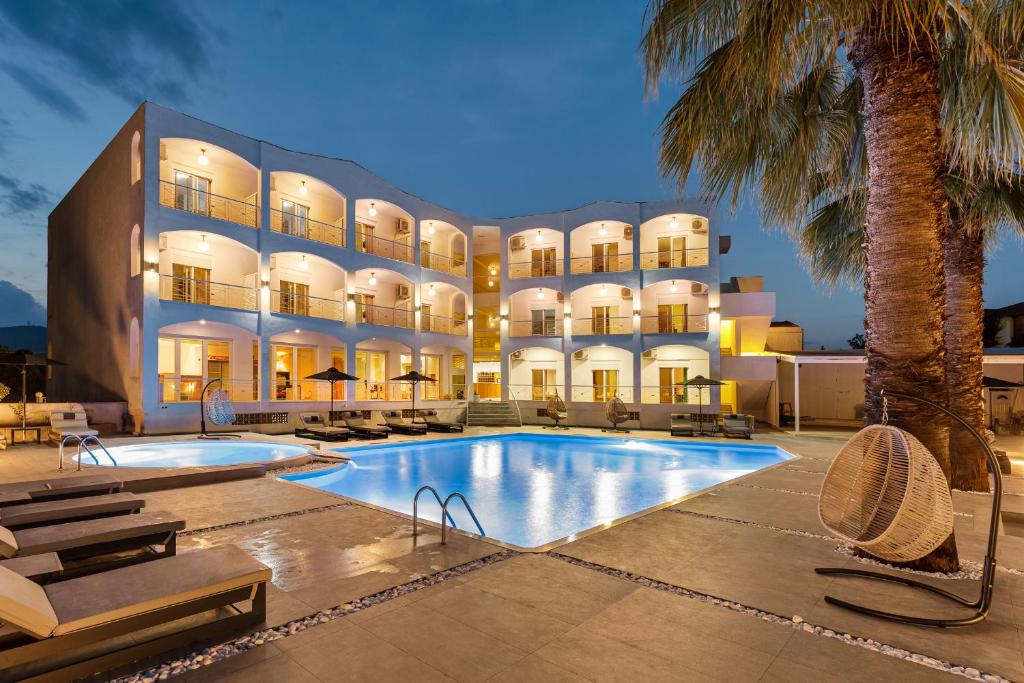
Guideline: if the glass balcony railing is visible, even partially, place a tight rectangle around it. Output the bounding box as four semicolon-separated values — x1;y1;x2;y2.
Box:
270;209;345;248
569;386;635;403
422;314;468;336
159;180;259;227
159;275;258;311
355;302;414;329
640;314;709;334
507;383;564;402
270;291;344;321
159;377;258;403
639;385;696;404
508;259;563;279
272;379;338;402
355;228;414;263
571;317;633;335
639;248;709;270
421;250;467;276
569;253;633;274
509;319;563;337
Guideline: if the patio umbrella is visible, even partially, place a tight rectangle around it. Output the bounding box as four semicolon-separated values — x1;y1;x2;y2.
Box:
305;367;360;426
678;374;724;435
0;350;66;430
390;370;436;421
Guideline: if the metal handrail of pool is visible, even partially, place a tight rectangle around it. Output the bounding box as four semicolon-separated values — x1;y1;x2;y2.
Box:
440;492;485;544
59;434;117;471
508;388;524;426
412;485;457;537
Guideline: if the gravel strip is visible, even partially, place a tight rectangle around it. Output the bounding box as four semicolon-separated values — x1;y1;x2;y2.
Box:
181;503;355;537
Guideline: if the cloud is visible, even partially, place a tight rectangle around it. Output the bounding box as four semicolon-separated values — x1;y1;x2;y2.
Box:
0;280;45;326
0;173;57;216
0;0;212;116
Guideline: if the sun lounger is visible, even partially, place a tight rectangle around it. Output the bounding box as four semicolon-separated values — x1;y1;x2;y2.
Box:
0;493;144;531
669;413;697;437
0;553;63;582
380;410;427;435
294;413;352;441
47;410;98;445
416;409;464;432
0;544;270;681
0;511;184;570
340;410;390;439
721;413;755;439
0;474;122;507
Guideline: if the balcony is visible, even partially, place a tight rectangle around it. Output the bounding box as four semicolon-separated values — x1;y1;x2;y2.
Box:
268;172;347;248
159;180;259;228
570;254;632;274
355;226;414;263
354;199;415;264
421;250;467;276
159;275;258;311
639;213;711;270
569;221;634;274
508;227;563;279
640;314;709;334
271;209;345;247
423;313;468;336
639;248;709;270
420;220;468;276
270;291;344;321
571;316;632;335
356;302;414;329
509;318;563;337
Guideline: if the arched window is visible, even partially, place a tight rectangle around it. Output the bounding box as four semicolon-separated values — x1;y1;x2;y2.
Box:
130;131;142;184
130;224;141;277
129;318;140;379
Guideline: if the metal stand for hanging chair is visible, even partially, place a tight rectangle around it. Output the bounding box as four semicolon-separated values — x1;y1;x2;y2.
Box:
815;390;1001;627
198;378;242;440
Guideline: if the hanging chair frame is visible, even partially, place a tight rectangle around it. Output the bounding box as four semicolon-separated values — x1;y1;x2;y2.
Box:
198;378;242;440
815;389;1001;627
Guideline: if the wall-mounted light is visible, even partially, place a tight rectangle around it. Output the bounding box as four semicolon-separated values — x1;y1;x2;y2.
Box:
427;221;435;236
368;202;378;217
197;234;210;252
294;329;301;334
499;313;509;321
669;216;678;229
489;266;497;276
599;223;607;236
564;311;572;318
487;279;494;288
368;271;377;286
260;279;270;291
199;319;207;325
299;180;308;196
709;306;721;314
669;280;678;293
144;261;159;273
299;255;309;271
414;305;422;312
197;148;209;166
535;229;543;243
347;292;356;302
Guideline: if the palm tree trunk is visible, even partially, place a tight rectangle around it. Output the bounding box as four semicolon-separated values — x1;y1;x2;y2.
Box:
945;212;989;492
849;19;958;572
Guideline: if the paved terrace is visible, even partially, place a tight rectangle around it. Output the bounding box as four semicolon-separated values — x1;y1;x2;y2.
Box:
2;427;1023;682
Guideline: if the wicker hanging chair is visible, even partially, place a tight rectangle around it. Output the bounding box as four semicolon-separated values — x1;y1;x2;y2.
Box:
545;393;568;429
603;396;630;432
818;424;954;563
206;388;236;427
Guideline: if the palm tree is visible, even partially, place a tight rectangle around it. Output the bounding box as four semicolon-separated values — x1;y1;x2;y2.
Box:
643;1;1024;572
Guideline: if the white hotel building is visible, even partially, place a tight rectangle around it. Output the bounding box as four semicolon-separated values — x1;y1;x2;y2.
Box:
48;103;777;434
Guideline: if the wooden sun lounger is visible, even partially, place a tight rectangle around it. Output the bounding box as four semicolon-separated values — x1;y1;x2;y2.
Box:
0;493;144;531
0;511;184;570
721;413;755;439
380;411;427;435
0;474;122;508
416;409;464;433
340;411;390;439
0;544;270;681
669;413;696;437
294;413;352;441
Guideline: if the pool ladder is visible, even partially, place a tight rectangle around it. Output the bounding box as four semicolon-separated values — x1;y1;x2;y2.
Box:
412;485;485;544
59;434;118;471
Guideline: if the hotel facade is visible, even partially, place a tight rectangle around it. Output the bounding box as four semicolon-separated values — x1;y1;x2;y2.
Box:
48;103;777;434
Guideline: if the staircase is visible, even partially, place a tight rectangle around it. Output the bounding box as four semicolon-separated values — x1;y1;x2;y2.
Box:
466;401;521;427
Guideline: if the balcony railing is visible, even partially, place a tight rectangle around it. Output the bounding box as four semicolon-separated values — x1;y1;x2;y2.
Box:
355;302;414;329
354;381;411;402
272;379;338;402
270;291;344;321
421;250;467;277
569;386;635;403
355;228;414;263
569;253;633;274
159;275;258;311
507;383;564;402
571;316;633;335
270;209;345;248
509;319;563;337
639;248;709;270
159;377;258;403
159;180;259;227
508;259;564;279
422;314;468;336
640;314;709;334
640;385;695;404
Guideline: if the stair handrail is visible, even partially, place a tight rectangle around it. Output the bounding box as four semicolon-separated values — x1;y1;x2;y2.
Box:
412;484;457;537
507;389;523;427
440;492;485;543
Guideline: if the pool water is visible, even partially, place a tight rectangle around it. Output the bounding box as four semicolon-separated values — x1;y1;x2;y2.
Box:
281;434;793;548
92;441;310;468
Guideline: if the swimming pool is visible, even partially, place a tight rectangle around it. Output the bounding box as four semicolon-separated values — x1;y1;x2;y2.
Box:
90;441;311;468
281;434;794;549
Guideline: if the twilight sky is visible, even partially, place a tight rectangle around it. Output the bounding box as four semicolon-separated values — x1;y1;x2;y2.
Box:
0;0;1020;347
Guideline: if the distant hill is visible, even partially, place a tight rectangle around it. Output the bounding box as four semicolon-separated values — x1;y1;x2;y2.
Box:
0;326;46;352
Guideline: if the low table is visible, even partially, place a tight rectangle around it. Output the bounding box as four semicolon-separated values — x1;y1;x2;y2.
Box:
4;426;44;445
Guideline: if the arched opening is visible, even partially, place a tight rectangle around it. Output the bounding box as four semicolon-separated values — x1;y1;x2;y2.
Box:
158;321;259;403
508;287;564;337
269;252;346;321
269;172;347;247
130;224;141;277
157;231;260;311
569;220;634;273
159;138;260;227
508;346;564;401
355;338;413;401
421;282;469;335
639;213;710;269
350;268;414;329
639;279;710;334
571;345;634;403
507;228;563;279
270;330;346;402
130;131;142;184
419;220;468;276
129;317;140;379
420;344;468;401
570;283;634;335
354;198;414;263
640;344;710;404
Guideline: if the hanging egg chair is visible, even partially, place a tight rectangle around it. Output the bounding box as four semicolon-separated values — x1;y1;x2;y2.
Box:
603;396;631;433
544;393;568;429
206;388;236;426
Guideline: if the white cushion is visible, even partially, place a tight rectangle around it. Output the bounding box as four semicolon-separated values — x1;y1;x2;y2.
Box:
0;565;58;638
0;526;17;558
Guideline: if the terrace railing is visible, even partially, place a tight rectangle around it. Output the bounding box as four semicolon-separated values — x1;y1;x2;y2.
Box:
507;259;563;279
640;314;709;334
571;316;633;335
270;291;345;321
569;386;635;403
422;314;468;336
355;302;414;329
159;275;258;311
270;209;345;248
355;228;414;263
569;253;633;274
159;377;258;403
421;250;468;277
638;248;709;270
639;385;695;404
508;319;563;337
272;379;337;402
159;180;259;228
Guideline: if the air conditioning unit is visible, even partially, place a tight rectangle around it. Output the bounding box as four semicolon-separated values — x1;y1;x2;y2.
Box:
691;282;708;296
692;218;707;233
623;225;634;240
395;284;411;302
556;292;565;303
396;218;411;236
510;349;524;361
158;234;168;250
642;349;657;359
621;288;633;299
510;236;527;250
573;349;588;361
269;254;277;269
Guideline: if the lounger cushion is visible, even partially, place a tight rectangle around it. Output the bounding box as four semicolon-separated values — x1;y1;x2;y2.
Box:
0;473;121;498
0;566;58;638
12;511;184;557
0;527;17;558
0;493;143;528
47;545;271;635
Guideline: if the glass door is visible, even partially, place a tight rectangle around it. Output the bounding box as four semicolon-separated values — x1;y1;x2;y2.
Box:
173;170;211;214
531;368;556;400
279;280;309;316
658;303;688;333
592;305;613;335
532;308;555;335
171;263;211;304
281;200;309;237
657;235;686;268
355;350;387;400
531;247;557;276
593;369;619;403
659;366;688;404
420;354;441;400
592;242;618;273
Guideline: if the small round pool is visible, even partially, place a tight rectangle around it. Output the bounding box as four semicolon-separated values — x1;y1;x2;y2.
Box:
88;441;310;468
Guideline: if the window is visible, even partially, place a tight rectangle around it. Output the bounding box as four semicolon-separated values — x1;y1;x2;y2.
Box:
281;199;309;237
355;349;387;400
420;240;432;270
421;303;433;331
272;344;317;401
591;242;617;273
657;235;687;268
331;348;346;400
130;224;141;277
657;303;688;333
530;248;557;277
421;354;441;400
451;353;466;400
531;308;556;336
593;369;619;403
592;306;617;335
355;222;374;253
354;293;375;323
171;263;211;304
659;366;688;404
158;336;234;402
279;280;310;316
173;170;211;215
399;354;413;400
131;131;142;184
531;368;556;401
